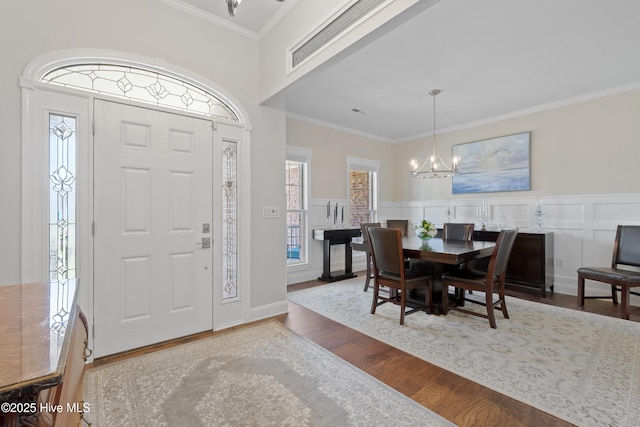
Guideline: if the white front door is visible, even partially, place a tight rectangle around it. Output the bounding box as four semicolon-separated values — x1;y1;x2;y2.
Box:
93;100;213;357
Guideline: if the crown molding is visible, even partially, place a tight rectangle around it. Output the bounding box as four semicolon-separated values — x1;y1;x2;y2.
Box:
157;0;259;40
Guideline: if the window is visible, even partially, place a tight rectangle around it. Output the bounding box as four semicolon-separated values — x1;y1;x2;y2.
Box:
286;147;311;265
348;156;379;227
42;64;238;121
49;114;77;281
222;140;238;299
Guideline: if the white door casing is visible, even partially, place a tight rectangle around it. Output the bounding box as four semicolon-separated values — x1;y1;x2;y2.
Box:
21;51;253;361
93;100;213;357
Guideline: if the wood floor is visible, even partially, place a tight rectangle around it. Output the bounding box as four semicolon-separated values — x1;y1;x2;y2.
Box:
283;277;640;427
90;275;640;426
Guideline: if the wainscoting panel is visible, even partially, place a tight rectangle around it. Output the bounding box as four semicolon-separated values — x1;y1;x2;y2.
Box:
594;201;640;223
289;194;640;307
493;203;529;222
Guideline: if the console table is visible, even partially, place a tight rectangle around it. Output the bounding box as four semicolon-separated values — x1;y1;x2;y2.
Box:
314;228;362;282
474;230;554;297
0;280;89;427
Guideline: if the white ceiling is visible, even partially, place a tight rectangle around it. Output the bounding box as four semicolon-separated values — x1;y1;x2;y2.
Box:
171;0;295;36
175;0;640;142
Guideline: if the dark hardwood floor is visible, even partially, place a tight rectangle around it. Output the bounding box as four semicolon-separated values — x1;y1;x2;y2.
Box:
283;275;640;427
90;274;639;426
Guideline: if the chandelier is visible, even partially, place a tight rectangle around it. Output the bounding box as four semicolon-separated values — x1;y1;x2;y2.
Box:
410;89;459;179
226;0;285;17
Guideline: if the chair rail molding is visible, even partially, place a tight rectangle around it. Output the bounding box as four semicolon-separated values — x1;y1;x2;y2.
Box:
289;193;640;307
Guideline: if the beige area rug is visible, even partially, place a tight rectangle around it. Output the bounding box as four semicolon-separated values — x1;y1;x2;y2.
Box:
84;320;454;427
288;277;640;427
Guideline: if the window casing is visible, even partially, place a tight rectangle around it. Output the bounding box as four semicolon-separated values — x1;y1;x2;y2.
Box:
286;147;311;265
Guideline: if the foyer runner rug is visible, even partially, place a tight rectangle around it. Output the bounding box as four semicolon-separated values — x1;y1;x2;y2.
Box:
288;277;640;427
84;320;453;427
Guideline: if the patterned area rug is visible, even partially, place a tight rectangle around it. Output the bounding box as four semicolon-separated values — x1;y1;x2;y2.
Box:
288;278;640;427
84;320;453;426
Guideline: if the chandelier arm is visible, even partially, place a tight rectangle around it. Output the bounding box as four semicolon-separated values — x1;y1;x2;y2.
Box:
410;88;458;178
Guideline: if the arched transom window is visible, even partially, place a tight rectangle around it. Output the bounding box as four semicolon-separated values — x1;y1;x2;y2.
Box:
42;64;239;121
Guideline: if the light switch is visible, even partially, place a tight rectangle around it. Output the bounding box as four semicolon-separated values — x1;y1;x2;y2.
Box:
262;206;280;218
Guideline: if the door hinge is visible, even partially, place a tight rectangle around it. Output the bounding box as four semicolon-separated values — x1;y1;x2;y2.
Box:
92;119;95;135
92;222;95;236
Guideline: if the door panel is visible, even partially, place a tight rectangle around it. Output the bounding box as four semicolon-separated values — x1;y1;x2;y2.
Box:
93;100;213;357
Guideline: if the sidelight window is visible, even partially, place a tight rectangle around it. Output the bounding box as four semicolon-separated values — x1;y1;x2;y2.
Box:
49;114;77;281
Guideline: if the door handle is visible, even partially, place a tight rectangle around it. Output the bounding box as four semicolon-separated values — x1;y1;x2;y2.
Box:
196;237;211;248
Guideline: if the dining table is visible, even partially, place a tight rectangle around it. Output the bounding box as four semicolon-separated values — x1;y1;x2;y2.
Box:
402;236;495;265
352;235;497;313
402;236;496;312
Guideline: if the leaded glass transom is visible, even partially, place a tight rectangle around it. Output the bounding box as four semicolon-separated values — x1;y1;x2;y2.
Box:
49;114;77;281
42;64;239;121
222;140;238;300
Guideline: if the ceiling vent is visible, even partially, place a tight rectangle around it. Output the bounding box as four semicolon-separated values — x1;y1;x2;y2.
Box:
291;0;386;68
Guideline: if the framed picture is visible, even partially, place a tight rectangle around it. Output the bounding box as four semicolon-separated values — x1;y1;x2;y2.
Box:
452;132;531;194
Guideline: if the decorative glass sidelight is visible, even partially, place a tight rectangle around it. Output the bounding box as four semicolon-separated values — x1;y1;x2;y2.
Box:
49;114;77;281
222;140;238;300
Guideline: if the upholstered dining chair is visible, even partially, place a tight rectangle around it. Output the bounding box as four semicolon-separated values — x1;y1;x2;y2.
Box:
442;223;476;298
577;225;640;320
442;223;475;241
368;227;432;324
387;219;411;270
441;228;518;328
386;219;409;236
360;222;381;292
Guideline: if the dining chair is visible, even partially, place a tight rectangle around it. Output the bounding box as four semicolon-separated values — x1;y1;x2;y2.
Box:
442;223;476;298
387;219;411;270
360;222;381;292
386;219;409;236
577;225;640;320
441;228;518;328
442;223;475;241
368;227;432;324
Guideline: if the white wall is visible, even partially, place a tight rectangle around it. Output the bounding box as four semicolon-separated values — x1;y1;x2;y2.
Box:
395;88;640;300
285;118;394;283
287;89;640;306
1;0;286;318
286;118;395;200
259;0;437;105
395;88;640;200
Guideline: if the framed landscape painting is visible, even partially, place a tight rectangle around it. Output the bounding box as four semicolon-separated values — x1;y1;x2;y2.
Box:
452;132;531;194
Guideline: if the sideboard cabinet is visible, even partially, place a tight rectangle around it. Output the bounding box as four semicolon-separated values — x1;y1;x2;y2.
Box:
473;230;554;297
0;280;89;427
